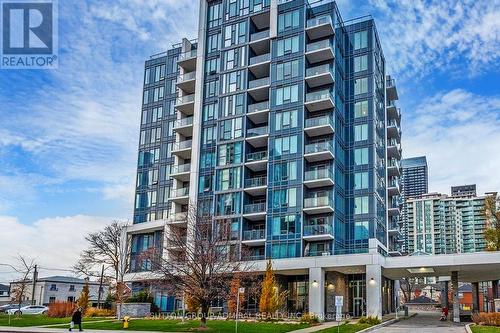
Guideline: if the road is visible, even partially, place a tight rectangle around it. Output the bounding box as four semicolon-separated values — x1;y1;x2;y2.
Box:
371;312;466;333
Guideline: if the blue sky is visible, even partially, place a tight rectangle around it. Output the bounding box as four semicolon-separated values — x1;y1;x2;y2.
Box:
0;0;499;281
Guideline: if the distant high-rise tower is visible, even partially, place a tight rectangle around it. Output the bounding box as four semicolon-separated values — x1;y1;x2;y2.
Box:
451;184;476;197
400;156;428;253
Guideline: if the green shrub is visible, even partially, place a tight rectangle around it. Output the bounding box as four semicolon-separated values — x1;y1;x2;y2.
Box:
300;313;319;324
358;316;381;325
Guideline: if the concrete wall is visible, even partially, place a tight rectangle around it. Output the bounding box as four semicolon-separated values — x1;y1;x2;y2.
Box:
117;303;151;319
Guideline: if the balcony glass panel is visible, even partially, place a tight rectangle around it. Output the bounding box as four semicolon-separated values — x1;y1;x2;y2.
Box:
244;203;266;214
248;77;270;89
305;140;333;154
305;89;332;103
247;126;268;137
304;168;333;181
306;15;332;28
249;53;270;66
245;176;267;188
306;64;332;77
306;39;332;53
246;151;268;162
248;101;269;113
304;196;331;208
305;115;333;128
243;229;265;240
176;94;195;105
250;30;270;42
304;224;332;236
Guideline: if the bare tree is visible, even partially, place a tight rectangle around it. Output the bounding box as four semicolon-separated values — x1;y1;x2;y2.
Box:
144;204;252;328
399;277;415;303
483;194;500;251
10;256;36;310
73;221;130;292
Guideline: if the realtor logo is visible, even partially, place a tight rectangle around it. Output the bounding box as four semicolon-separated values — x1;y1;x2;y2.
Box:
1;0;58;69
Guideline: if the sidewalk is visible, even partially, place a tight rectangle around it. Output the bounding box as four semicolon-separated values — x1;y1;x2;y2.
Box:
0;327;165;333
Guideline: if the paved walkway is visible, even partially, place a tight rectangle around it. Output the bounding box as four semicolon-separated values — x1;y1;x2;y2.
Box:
370;312;465;333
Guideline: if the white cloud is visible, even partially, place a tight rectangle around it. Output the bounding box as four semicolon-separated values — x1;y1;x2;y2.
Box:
0;215;119;284
403;89;500;195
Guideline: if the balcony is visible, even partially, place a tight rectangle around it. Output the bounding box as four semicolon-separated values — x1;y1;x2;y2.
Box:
243;202;266;220
249;53;270;78
249;30;270;55
303;196;334;214
386;77;398;101
244;176;267;196
386;100;400;120
387;158;400;177
387;139;401;159
305;39;334;64
167;212;188;225
171;140;192;159
388;178;401;196
304;140;334;162
170;163;191;181
173;117;193;136
304;168;334;188
175;94;195;115
177;49;197;72
245;151;268;172
247;100;269;124
168;187;190;204
303;224;334;241
242;254;265;261
388;204;401;216
246;126;268;148
305;89;334;112
306;15;334;40
242;229;266;246
304;115;334;136
387;119;401;141
305;248;332;257
176;71;196;94
248;77;270;101
305;64;334;88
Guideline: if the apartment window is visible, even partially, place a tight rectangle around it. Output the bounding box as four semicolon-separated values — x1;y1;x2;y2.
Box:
216;192;241;215
202;126;216;144
354;78;368;95
354;148;369;165
69;285;75;292
272;188;297;208
354;100;368;118
222;70;245;94
200;150;216;168
276;59;300;81
208;2;222;28
207;33;221;53
199;173;214;193
152;106;163;122
354;30;368;49
203;102;218;121
50;284;57;291
354;124;368;141
354;172;369;189
271;242;297;259
166;99;175;115
272;215;296;235
218;142;243;166
220;93;245;117
354;196;369;214
275;84;299;105
274;109;298;130
276;35;300;56
205;57;219;75
224;21;247;47
354;55;368;72
217;167;242;190
222;46;246;70
273;160;298;181
354;220;369;239
278;9;300;32
144;68;150;84
273;135;298;156
204;79;219;98
219;117;243;140
225;0;249;19
49;297;56;303
143;90;149;105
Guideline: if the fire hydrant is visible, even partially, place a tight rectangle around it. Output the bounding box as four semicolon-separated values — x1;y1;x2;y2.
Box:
123;316;130;329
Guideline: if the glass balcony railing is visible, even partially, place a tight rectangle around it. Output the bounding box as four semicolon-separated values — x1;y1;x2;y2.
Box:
243;254;265;261
250;30;270;42
246;151;268;162
176;94;195;105
389;179;400;188
304;196;331;208
387;100;397;108
178;49;197;61
306;39;332;53
170;163;191;174
306;249;332;257
244;203;266;214
305;115;333;128
177;71;196;82
174;117;193;128
304;224;333;236
245;176;267;188
306;15;333;29
249;53;270;66
306;64;333;78
304;168;333;181
247;126;268;137
248;101;269;113
248;77;270;89
305;140;333;154
168;212;188;222
243;229;265;240
173;140;192;150
306;89;333;103
386;78;396;88
170;187;189;198
388;159;400;168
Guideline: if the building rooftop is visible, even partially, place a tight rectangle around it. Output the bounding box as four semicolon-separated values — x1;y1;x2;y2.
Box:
401;156;427;168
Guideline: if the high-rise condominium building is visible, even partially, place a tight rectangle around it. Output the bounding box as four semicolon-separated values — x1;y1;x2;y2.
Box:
126;0;404;318
407;188;496;255
451;184;477;197
400;156;428;253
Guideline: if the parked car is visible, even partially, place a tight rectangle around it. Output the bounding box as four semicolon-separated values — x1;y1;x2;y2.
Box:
6;305;48;315
0;304;24;313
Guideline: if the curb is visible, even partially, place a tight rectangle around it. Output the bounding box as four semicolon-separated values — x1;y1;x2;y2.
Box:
356;313;417;333
465;323;474;333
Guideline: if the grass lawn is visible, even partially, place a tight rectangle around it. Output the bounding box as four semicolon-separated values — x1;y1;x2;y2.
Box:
316;323;373;333
52;319;310;332
471;326;500;333
0;314;106;327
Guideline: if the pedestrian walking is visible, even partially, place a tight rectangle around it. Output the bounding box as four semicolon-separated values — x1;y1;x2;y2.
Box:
70;307;83;332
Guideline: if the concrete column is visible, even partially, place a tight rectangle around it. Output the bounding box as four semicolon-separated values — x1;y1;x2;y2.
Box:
309;267;325;320
451;271;459;323
394;279;401;309
472;282;480;313
366;265;382;319
441;281;449;308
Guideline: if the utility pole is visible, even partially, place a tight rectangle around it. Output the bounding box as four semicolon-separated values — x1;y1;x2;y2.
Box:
97;265;105;308
31;265;38;305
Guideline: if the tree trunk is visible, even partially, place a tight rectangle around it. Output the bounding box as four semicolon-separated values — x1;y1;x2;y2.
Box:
200;302;209;328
